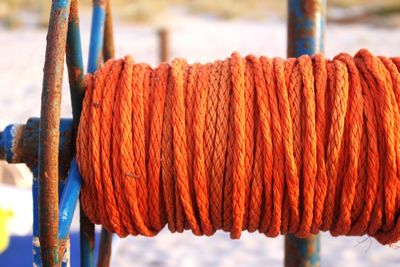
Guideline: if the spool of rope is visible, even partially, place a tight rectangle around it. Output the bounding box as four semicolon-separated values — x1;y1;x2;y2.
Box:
76;49;400;245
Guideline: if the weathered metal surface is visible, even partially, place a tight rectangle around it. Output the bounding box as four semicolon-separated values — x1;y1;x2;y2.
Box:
39;0;71;264
65;1;85;266
65;1;96;266
158;28;170;62
80;214;95;267
285;234;321;267
27;118;73;179
103;0;115;62
32;166;41;267
97;228;113;267
0;124;24;163
0;119;73;178
287;0;325;56
59;237;71;267
285;1;325;266
0;119;73;266
66;0;85;132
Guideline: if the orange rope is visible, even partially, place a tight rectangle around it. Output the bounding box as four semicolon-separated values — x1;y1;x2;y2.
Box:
77;49;400;245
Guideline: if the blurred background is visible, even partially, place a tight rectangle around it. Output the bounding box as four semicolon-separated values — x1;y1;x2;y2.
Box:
1;0;400;28
1;0;400;266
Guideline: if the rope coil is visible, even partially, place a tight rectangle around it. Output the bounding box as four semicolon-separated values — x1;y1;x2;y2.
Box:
77;49;400;245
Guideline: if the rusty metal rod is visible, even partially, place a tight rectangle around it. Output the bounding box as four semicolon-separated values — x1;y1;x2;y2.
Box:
97;228;113;267
39;0;71;265
158;27;170;62
285;0;325;267
103;0;115;62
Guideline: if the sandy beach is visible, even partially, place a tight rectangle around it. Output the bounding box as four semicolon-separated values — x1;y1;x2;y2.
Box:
1;9;400;267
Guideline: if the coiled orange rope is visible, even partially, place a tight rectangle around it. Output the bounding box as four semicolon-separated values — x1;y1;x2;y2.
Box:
77;49;400;245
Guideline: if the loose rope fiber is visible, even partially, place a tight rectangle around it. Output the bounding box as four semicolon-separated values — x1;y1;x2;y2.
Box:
77;49;400;245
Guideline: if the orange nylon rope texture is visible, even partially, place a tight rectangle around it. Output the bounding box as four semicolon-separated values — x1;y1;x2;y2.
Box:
76;49;400;245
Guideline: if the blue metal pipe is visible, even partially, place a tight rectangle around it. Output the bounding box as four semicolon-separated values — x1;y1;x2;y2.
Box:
285;234;321;267
59;158;81;240
0;119;74;266
285;1;325;267
81;2;107;266
65;1;86;266
88;1;106;74
287;0;325;57
32;167;41;267
1;124;22;162
66;0;85;127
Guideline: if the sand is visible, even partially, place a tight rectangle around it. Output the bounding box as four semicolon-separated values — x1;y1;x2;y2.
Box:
1;10;400;267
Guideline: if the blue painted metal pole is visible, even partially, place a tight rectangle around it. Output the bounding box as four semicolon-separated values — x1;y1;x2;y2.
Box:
285;1;325;267
0;119;74;266
32;167;41;266
61;5;83;251
79;1;106;266
66;0;85;129
88;0;106;73
65;1;91;266
287;0;325;56
58;158;81;266
59;158;82;240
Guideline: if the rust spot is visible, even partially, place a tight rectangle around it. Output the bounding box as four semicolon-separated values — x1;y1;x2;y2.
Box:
11;125;25;163
96;0;107;7
72;66;82;81
69;0;80;23
58;239;67;263
81;213;96;248
158;28;170;62
103;0;115;61
303;0;321;19
284;237;302;267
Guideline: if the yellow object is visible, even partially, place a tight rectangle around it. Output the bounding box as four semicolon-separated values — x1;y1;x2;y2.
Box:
0;208;13;254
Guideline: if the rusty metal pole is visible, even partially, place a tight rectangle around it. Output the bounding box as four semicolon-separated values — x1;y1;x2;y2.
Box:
39;0;71;265
103;0;115;62
285;1;325;267
97;228;113;267
65;0;85;266
66;0;85;132
97;1;115;266
287;0;325;56
158;27;170;62
65;2;93;267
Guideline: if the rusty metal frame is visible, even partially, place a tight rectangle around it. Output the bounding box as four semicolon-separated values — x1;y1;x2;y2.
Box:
285;0;326;267
39;0;72;265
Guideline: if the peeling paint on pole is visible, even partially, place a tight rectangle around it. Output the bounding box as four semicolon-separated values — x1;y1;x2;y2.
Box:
285;0;325;267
